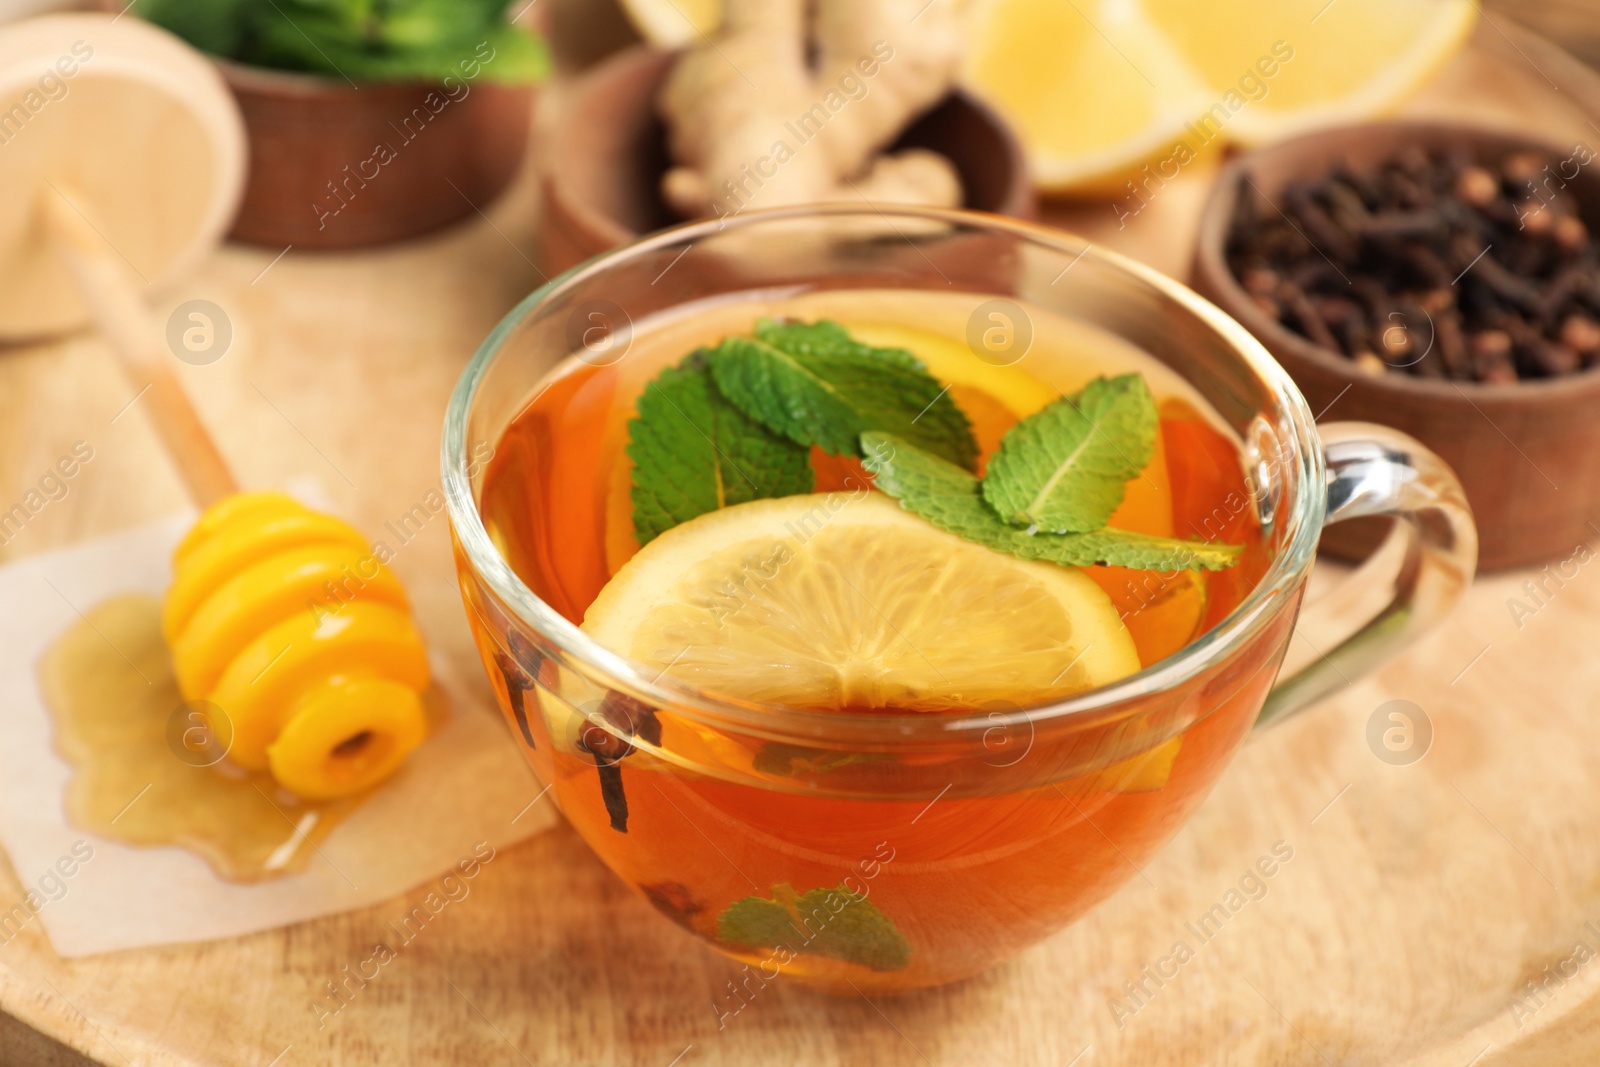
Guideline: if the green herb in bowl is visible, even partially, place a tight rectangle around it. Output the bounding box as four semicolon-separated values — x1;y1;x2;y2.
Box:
137;0;549;83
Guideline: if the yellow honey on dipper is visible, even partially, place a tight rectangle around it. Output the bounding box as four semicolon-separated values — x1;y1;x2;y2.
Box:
162;491;431;800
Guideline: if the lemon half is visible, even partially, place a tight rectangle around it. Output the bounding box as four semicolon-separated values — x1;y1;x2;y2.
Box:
582;493;1140;711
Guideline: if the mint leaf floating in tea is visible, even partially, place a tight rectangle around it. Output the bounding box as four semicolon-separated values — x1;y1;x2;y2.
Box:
983;374;1157;533
863;433;1241;571
628;352;814;544
708;318;978;470
718;882;911;972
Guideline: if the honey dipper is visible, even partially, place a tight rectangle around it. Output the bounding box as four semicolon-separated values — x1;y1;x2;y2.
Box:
1;13;430;799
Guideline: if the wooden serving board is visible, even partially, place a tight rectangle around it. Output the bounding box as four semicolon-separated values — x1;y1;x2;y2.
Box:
2;9;1599;1066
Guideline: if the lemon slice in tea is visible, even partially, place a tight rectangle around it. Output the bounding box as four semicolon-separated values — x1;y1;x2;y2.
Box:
582;493;1140;711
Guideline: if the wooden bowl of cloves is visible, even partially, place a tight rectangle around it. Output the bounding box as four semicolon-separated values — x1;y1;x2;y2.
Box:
1193;121;1600;571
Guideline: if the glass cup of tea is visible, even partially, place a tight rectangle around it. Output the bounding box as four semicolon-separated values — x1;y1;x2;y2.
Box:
442;206;1475;992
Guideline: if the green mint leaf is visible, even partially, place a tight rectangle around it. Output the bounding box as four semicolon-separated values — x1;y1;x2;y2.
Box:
707;319;978;470
147;0;548;83
863;433;1241;571
982;374;1157;533
628;352;814;544
718;883;911;972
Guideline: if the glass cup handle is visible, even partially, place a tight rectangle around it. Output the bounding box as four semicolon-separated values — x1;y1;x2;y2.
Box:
1254;421;1478;730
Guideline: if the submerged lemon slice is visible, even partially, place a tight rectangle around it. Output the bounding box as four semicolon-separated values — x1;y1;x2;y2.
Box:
582;493;1140;711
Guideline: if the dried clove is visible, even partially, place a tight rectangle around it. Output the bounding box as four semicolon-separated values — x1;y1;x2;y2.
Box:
1280;281;1340;352
1561;313;1600;356
1555;215;1589;254
1456;166;1498;207
1469;329;1517;383
591;757;629;832
1241;266;1279;299
1508;318;1580;377
494;631;545;750
1435;309;1469;376
575;690;662;833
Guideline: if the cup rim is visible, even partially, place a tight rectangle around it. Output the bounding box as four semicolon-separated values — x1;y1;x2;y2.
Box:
441;204;1324;743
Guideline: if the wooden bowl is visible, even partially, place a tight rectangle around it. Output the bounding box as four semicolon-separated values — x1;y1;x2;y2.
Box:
218;62;533;249
1193;120;1600;572
542;46;1035;275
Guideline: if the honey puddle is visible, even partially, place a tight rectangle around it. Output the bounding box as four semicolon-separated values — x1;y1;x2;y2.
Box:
38;594;443;883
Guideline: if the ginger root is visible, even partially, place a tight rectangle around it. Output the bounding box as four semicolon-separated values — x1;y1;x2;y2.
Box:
657;0;966;219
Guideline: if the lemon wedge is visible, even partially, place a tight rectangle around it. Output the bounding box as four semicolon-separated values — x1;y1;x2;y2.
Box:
1142;0;1478;147
967;0;1475;190
582;492;1140;711
962;0;1213;193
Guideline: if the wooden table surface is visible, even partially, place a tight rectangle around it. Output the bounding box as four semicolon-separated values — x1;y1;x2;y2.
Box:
5;7;1600;1066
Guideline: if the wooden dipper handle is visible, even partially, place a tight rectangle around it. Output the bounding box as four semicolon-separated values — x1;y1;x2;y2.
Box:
41;186;238;508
